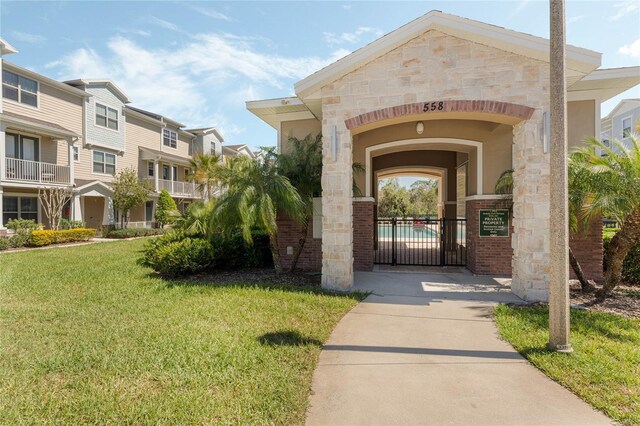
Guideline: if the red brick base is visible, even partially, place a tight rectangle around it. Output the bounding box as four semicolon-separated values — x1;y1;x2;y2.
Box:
569;217;603;283
465;200;513;276
353;200;374;271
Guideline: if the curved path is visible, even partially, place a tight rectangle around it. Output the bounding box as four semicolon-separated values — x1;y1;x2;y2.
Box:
306;270;610;425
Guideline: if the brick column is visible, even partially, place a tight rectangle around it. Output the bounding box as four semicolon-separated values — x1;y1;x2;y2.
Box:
466;199;513;276
276;213;322;271
353;198;374;271
569;217;603;282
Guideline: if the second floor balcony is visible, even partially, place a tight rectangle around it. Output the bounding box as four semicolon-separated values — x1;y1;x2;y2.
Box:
145;177;200;198
3;158;72;185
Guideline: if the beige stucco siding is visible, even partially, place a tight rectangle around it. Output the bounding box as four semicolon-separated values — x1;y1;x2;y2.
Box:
568;100;596;149
280;118;322;152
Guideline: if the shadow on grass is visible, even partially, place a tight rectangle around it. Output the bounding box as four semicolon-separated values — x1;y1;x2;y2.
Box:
258;330;323;347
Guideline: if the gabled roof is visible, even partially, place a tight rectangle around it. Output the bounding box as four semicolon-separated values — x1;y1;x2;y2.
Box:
602;98;640;121
2;61;91;98
124;106;190;133
0;37;18;55
246;96;315;130
64;78;132;103
185;127;225;142
294;10;602;100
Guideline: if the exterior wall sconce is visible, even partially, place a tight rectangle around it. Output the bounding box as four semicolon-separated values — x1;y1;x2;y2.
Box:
542;111;550;154
416;121;424;135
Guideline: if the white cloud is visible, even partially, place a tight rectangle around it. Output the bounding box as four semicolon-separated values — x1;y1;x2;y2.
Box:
619;38;640;58
566;15;585;24
189;5;232;21
609;0;639;21
46;34;349;135
10;30;46;44
324;27;383;45
342;5;352;10
118;28;151;37
508;0;531;19
146;16;179;32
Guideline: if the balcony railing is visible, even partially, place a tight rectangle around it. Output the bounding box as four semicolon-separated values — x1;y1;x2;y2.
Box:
3;158;71;185
145;177;200;198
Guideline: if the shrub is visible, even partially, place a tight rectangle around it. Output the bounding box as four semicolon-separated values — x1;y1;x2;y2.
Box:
603;230;640;285
139;231;186;269
155;190;179;227
29;228;96;247
0;238;9;251
104;228;166;239
6;219;39;236
213;230;272;269
9;234;29;248
60;219;86;230
147;237;214;277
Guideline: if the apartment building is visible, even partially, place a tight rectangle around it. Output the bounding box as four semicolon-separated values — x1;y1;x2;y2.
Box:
601;98;640;151
0;38;238;230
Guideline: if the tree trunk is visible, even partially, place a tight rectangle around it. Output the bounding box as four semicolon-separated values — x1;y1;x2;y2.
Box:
269;232;282;274
598;209;640;298
569;247;595;292
289;217;309;273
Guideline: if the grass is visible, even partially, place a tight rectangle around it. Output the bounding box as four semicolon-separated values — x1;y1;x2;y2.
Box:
494;304;640;425
0;239;364;424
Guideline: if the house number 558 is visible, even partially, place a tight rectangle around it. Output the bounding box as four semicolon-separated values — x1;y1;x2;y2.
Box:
423;102;444;112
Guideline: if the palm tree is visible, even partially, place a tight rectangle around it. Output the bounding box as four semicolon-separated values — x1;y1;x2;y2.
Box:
494;167;595;291
570;135;640;298
188;152;222;200
215;155;304;273
276;134;323;271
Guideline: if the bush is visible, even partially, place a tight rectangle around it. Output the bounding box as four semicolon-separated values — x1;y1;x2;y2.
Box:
29;228;96;247
60;219;86;230
212;230;272;269
147;237;215;277
155;189;179;227
0;238;9;251
9;234;29;248
603;230;640;285
6;219;39;236
104;228;166;239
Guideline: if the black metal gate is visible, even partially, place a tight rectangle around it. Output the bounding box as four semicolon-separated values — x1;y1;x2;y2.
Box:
374;218;466;266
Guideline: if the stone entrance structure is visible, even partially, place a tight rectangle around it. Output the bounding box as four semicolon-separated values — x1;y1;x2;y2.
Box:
248;11;639;301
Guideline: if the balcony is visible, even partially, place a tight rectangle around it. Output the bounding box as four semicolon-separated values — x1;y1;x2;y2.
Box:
3;158;71;185
146;178;200;198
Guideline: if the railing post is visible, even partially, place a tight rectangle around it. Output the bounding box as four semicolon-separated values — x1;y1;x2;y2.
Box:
391;217;397;266
440;218;446;266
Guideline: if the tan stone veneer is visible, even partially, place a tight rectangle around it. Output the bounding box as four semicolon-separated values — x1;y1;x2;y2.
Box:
320;29;551;299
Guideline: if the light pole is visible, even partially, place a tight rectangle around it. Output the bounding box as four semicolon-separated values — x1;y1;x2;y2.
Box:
548;0;573;352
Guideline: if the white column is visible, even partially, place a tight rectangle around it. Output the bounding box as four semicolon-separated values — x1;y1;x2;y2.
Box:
0;186;4;230
71;194;82;222
153;160;159;192
102;196;114;225
169;161;174;194
0;123;6;181
67;138;75;186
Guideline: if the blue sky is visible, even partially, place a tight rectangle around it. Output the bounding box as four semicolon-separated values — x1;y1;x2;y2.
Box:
1;0;639;152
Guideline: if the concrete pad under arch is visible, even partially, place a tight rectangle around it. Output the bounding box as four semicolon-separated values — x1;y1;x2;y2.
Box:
305;271;610;425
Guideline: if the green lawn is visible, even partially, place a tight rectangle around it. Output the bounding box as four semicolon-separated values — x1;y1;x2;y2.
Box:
0;239;363;424
494;304;640;425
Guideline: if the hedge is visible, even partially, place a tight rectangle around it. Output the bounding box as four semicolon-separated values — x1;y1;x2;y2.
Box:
103;228;166;239
603;229;640;285
30;228;96;247
0;238;9;251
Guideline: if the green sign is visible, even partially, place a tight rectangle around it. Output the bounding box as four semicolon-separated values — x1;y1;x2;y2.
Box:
479;209;510;237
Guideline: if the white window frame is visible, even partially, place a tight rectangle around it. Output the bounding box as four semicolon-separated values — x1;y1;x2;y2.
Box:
600;130;611;157
621;116;632;140
92;150;117;176
2;195;39;226
2;69;38;108
73;146;80;162
95;102;119;131
163;129;177;149
147;161;154;177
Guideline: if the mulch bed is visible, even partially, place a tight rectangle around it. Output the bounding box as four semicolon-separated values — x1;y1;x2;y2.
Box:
191;268;322;287
570;280;640;318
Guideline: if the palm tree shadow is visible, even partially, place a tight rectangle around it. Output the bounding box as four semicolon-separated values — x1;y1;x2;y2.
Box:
258;330;323;347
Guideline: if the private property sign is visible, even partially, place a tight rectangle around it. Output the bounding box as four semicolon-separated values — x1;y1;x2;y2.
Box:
479;209;510;237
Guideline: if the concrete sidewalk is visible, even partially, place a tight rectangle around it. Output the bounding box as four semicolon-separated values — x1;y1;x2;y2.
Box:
306;271;611;425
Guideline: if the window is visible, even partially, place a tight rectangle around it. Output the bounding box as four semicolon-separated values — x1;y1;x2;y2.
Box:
172;166;178;181
5;133;39;161
163;129;177;148
2;70;38;107
162;165;169;180
95;103;119;130
92;150;116;175
185;168;190;180
3;196;38;225
148;161;154;177
72;146;79;162
601;130;611;157
622;117;632;139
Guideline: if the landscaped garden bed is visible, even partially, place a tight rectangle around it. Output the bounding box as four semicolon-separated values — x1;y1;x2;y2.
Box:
0;239;363;424
494;304;640;425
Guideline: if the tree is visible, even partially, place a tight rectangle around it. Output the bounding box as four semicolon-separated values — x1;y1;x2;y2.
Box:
377;178;410;218
38;187;72;230
407;179;439;217
189;152;223;199
155;189;179;228
570;135;640;298
276;133;323;271
494;168;595;292
214;155;304;274
112;167;150;229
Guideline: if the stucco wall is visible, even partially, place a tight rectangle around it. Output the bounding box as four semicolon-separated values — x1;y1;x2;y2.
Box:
279;118;322;152
568;100;595;149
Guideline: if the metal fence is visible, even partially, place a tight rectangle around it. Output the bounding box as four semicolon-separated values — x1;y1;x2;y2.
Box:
374;218;466;266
